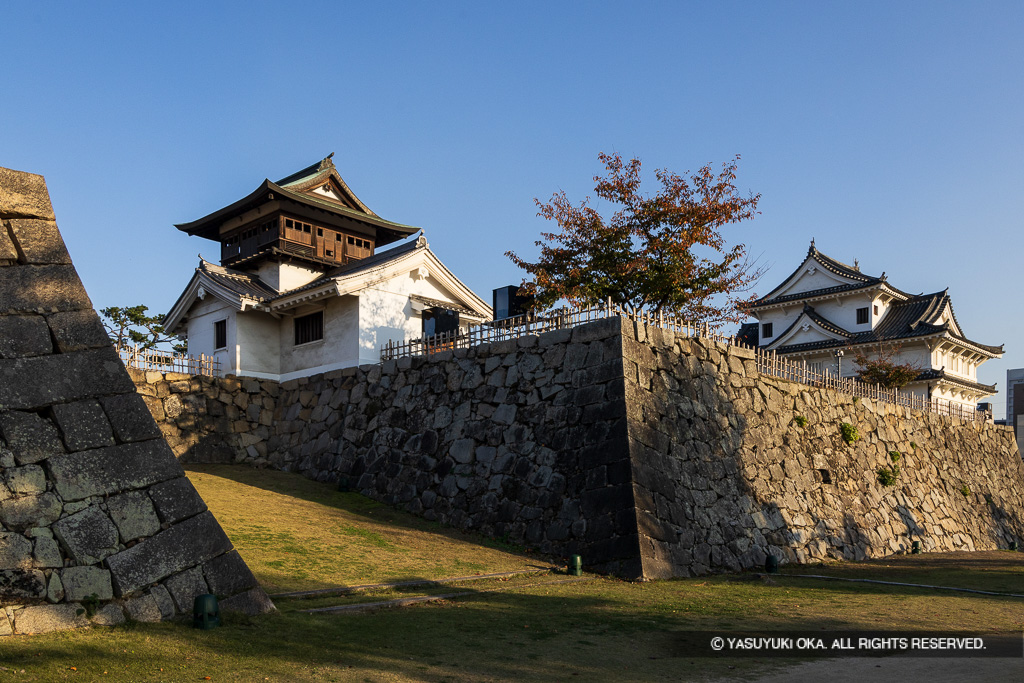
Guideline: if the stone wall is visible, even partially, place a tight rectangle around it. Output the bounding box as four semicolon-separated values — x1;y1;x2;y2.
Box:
133;317;1024;579
622;323;1024;578
0;167;273;635
129;369;279;465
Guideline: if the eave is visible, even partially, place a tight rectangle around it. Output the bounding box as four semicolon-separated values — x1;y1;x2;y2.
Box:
750;281;907;313
175;179;420;243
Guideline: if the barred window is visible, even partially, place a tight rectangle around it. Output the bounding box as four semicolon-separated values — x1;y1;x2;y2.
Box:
856;307;869;324
294;312;324;345
214;320;227;349
762;323;773;339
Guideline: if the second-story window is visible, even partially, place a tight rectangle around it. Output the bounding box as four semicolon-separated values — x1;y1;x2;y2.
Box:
856;307;869;324
294;311;324;346
762;323;773;339
214;320;227;349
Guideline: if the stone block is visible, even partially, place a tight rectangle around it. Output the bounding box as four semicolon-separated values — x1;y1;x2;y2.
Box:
106;490;161;542
53;506;119;564
47;571;64;602
46;309;112;353
0;167;55;220
32;535;62;568
106;512;232;595
0;410;64;464
0;264;91;314
147;477;207;523
0;315;51;358
48;440;183;501
61;566;114;601
0;493;62;531
91;604;126;627
51;399;115;451
149;584;175;618
4;464;46;495
163;565;210;612
13;604;89;634
0;568;46;598
0;347;134;410
7;219;71;265
0;532;32;569
449;439;475;464
0;227;17;264
123;594;163;623
0;611;10;636
220;587;276;615
100;392;163;442
202;550;258;597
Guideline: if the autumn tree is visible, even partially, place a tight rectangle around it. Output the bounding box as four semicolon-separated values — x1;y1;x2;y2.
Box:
100;305;186;354
852;344;920;389
506;152;762;323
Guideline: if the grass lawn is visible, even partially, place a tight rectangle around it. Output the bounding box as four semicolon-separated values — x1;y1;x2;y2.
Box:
2;465;1024;682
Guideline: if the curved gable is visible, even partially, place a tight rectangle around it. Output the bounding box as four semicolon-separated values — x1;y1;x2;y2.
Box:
767;308;850;350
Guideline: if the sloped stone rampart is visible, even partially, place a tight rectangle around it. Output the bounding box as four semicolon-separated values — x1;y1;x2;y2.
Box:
137;316;1024;578
621;323;1024;577
0;167;274;635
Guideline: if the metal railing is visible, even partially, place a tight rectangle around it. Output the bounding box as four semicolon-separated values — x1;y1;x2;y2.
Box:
117;344;221;377
381;299;988;422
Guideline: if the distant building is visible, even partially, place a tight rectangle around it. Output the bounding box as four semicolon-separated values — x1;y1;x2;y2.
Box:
1006;369;1024;427
164;155;491;381
739;241;1003;411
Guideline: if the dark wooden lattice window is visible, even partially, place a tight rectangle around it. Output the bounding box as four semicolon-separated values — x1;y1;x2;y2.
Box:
214;320;227;350
294;311;324;345
762;323;773;339
857;307;869;324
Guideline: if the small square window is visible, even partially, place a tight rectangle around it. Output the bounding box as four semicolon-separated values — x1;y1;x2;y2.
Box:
762;323;773;339
317;228;323;237
857;307;869;324
214;320;227;349
873;304;878;315
294;311;324;345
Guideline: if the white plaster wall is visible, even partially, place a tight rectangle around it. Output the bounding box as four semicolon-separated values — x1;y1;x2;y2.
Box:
237;312;281;377
279;296;360;378
806;294;874;331
256;261;321;293
357;269;477;364
775;266;856;297
184;297;236;375
755;309;791;344
755;293;875;345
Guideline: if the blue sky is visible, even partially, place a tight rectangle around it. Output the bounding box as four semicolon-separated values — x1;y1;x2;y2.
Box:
3;2;1021;416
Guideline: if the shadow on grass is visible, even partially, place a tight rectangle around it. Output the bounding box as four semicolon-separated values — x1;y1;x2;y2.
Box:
6;566;1024;682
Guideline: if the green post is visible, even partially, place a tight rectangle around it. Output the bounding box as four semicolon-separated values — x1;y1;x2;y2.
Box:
569;555;582;576
193;594;221;630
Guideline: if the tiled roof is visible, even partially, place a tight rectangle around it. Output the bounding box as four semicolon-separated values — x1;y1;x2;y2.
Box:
752;241;890;307
199;261;278;301
269;238;423;301
752;281;882;307
913;369;997;394
411;294;479;317
769;292;1002;356
736;322;758;346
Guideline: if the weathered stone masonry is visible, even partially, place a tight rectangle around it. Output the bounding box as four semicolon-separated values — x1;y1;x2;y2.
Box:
0;167;273;636
138;316;1024;579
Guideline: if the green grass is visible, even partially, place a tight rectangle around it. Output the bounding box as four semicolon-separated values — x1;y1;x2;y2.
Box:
4;466;1024;682
185;465;549;592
